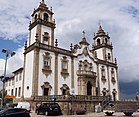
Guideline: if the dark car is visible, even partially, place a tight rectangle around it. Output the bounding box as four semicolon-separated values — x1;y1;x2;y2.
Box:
0;108;30;117
36;103;62;116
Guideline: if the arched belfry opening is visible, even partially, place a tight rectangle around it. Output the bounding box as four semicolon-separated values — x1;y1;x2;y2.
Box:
44;13;49;21
97;39;101;45
87;81;92;95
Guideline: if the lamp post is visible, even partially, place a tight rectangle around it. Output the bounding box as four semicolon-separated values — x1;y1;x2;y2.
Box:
0;49;15;107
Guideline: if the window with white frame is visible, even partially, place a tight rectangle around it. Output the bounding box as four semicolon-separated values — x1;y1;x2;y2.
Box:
61;56;68;72
101;66;105;77
43;52;51;70
18;87;21;97
19;72;22;81
43;32;50;44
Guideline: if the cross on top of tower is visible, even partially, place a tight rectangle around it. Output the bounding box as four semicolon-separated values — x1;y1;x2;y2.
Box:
82;30;86;38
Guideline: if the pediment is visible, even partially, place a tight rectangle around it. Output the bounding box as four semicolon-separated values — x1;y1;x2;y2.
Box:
73;45;95;61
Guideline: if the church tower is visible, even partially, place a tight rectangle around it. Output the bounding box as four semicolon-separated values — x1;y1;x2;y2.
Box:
22;0;56;99
93;25;113;62
29;0;55;46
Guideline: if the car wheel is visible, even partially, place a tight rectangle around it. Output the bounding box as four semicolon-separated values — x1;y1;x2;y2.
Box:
45;111;48;116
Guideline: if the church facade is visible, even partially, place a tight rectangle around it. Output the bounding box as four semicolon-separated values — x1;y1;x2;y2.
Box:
5;0;120;103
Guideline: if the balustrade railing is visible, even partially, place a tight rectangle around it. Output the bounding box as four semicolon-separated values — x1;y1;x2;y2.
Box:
34;95;106;102
77;70;96;77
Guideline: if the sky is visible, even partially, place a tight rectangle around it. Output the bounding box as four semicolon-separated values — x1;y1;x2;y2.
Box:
0;0;139;99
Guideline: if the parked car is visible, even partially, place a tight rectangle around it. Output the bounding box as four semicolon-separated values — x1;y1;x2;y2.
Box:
36;103;62;116
0;108;30;117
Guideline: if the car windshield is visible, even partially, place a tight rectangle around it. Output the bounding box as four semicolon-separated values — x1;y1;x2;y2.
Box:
50;103;59;107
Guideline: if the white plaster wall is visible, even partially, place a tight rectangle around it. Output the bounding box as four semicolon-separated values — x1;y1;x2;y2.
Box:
38;50;55;96
106;48;113;62
24;51;34;98
98;64;109;95
41;26;52;44
30;27;37;45
96;48;103;60
109;67;119;99
57;54;71;95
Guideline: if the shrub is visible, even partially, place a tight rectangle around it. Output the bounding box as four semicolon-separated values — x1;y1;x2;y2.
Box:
122;109;136;116
76;108;86;115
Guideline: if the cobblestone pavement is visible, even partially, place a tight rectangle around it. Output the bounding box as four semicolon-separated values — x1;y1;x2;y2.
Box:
30;111;139;117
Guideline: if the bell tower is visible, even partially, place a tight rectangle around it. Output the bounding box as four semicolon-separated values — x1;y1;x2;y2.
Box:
29;0;55;46
93;25;114;63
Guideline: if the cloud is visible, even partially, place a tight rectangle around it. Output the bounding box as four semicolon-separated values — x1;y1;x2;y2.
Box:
0;47;24;76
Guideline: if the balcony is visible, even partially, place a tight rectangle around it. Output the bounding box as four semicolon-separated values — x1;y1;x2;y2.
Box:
77;70;96;77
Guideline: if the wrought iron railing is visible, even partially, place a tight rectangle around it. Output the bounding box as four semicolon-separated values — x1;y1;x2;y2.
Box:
101;95;112;111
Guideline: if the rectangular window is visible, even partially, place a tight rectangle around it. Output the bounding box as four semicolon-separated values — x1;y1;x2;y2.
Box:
18;87;21;97
11;89;13;95
19;73;22;81
9;80;11;86
16;75;18;82
12;79;14;85
15;88;17;96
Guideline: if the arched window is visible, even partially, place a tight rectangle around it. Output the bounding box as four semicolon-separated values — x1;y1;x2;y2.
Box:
105;38;107;44
35;14;37;20
44;13;48;21
97;39;100;45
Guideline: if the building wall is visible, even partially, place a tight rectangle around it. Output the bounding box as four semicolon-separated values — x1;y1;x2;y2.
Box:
24;51;34;98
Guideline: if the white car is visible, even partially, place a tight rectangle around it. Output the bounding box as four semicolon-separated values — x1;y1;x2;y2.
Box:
16;102;30;110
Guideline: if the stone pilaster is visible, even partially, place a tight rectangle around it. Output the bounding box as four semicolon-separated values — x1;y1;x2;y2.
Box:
54;51;58;95
107;66;110;93
71;57;74;89
51;28;54;46
32;47;40;97
96;63;100;95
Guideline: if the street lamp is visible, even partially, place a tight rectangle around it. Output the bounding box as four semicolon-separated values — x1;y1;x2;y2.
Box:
0;49;15;107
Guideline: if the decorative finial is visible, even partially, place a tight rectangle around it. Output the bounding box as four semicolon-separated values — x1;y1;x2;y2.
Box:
53;19;55;24
82;30;85;38
115;58;117;64
51;6;52;12
70;43;73;50
24;41;27;48
55;39;58;47
35;33;39;42
105;54;107;61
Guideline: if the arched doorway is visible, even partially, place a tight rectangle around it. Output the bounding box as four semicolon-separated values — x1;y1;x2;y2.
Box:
41;82;52;96
44;88;49;96
87;81;92;95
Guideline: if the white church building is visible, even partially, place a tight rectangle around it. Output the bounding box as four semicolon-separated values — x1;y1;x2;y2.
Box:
5;0;120;105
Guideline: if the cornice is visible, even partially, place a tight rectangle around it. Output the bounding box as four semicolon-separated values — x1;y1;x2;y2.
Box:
24;42;76;57
95;58;117;68
93;43;113;50
29;19;55;30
